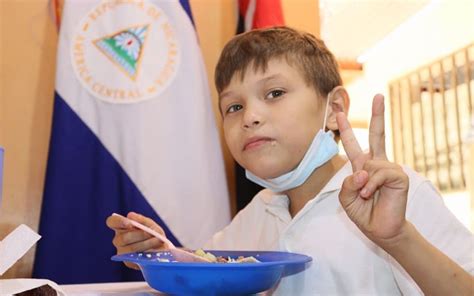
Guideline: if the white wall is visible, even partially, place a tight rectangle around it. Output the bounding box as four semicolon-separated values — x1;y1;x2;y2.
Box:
345;0;474;230
348;0;474;152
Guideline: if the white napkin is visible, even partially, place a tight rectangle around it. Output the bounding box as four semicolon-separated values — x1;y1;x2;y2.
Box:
0;224;41;275
0;278;66;295
0;224;65;295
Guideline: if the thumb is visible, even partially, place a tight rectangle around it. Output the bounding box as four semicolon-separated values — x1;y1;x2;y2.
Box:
339;170;369;208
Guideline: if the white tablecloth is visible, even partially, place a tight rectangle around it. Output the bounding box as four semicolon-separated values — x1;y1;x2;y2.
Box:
61;281;164;295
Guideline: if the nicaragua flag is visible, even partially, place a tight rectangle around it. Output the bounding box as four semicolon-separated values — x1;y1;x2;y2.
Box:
33;0;230;284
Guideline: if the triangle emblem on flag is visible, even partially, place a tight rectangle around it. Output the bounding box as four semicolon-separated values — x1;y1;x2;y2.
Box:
94;24;150;81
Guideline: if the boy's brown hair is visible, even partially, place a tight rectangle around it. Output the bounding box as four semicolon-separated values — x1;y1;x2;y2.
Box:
215;26;342;97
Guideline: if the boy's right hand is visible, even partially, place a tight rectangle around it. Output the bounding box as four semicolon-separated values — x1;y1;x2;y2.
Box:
106;212;167;270
336;94;409;248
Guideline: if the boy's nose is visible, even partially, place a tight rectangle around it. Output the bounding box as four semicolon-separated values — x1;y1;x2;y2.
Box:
242;101;264;129
243;119;261;129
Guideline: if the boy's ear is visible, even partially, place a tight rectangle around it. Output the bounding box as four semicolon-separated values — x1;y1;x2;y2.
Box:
326;86;350;132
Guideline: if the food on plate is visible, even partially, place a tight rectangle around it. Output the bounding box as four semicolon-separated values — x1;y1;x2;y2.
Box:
151;249;261;263
193;249;260;263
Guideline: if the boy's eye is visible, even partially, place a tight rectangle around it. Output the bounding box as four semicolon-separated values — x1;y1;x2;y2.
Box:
265;89;285;100
226;104;243;114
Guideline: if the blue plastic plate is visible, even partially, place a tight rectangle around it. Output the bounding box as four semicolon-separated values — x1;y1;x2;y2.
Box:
112;250;312;295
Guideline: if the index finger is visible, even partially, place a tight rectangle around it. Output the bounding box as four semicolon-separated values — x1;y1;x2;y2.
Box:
336;112;364;170
369;94;387;160
106;213;132;230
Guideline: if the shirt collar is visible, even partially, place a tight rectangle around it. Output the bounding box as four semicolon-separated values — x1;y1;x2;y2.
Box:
318;160;353;195
257;190;291;223
258;189;289;206
258;160;353;216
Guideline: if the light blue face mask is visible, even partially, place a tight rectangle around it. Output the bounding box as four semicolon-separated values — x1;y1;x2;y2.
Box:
245;90;339;192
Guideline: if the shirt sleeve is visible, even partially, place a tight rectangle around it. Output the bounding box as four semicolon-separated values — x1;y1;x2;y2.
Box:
389;169;474;294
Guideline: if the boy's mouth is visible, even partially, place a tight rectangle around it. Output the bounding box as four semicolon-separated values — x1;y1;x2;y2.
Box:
243;136;274;151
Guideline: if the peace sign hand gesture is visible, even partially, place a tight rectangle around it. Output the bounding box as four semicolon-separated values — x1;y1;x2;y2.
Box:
336;94;409;247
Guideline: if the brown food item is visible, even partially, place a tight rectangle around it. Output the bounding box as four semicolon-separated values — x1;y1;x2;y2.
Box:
15;285;57;296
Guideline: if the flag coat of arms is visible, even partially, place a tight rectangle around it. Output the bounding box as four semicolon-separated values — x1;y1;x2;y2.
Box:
34;0;230;284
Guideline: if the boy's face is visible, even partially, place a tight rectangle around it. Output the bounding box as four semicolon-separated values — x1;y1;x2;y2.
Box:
219;58;327;179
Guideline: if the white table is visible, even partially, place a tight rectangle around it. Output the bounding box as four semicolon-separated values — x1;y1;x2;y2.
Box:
61;281;164;295
60;281;269;295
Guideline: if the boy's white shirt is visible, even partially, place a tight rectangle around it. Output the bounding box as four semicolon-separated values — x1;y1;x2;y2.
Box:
205;161;474;295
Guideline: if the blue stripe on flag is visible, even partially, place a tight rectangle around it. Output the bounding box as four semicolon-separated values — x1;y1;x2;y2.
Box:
179;0;194;25
33;93;181;284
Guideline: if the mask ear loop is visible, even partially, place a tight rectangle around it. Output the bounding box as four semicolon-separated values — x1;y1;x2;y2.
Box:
323;86;344;132
322;92;331;131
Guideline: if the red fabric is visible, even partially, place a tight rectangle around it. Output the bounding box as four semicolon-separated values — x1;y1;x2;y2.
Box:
239;0;250;15
239;0;285;30
253;0;285;29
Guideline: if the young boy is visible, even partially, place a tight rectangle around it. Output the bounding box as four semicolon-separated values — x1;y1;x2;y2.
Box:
106;27;473;295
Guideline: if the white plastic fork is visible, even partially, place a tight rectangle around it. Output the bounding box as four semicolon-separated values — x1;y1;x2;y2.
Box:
112;213;211;263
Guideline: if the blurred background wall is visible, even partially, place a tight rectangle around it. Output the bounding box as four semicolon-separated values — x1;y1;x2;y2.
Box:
1;0;58;279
